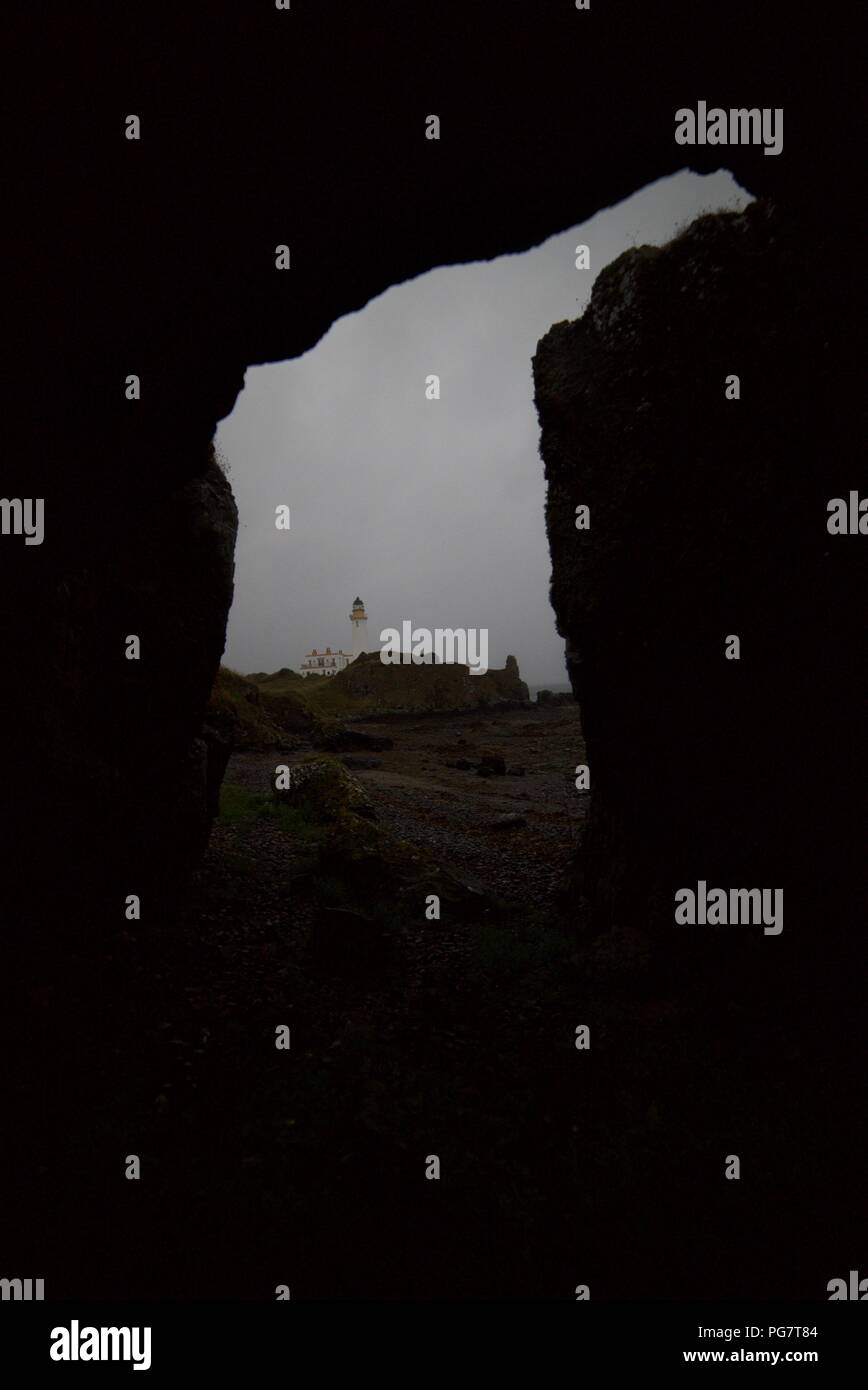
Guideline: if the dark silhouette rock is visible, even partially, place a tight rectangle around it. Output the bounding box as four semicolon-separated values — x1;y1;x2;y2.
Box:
533;201;868;959
202;726;232;821
535;689;573;707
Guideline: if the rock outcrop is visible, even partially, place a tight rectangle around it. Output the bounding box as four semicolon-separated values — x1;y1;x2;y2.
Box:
533;201;867;959
205;666;317;751
286;650;529;717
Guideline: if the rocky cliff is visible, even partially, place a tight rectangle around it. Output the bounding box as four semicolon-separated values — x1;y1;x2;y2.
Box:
533;201;867;958
3;447;237;941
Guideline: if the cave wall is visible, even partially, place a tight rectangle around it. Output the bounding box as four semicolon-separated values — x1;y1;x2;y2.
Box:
533;201;867;956
4;449;237;948
2;1;858;943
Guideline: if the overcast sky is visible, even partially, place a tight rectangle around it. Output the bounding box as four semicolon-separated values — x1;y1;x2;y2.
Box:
217;168;750;687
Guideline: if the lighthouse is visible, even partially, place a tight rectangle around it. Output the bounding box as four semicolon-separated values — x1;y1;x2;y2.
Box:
350;596;368;660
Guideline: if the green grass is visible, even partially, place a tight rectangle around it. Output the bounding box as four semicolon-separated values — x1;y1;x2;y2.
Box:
217;782;265;828
263;800;324;843
218;782;323;846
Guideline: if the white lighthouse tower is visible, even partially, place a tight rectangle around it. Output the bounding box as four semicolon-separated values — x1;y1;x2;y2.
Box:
350;596;368;661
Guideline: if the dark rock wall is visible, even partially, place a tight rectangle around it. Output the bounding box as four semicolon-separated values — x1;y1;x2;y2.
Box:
534;201;867;956
3;449;237;938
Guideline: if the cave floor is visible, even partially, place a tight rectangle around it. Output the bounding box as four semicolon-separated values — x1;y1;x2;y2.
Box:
5;705;862;1299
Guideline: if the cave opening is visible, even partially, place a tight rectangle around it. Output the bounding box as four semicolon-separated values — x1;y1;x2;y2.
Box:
218;169;751;682
205;168;751;921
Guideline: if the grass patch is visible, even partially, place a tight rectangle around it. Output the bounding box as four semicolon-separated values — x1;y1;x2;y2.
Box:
218;782;264;828
218;782;323;846
207;666;314;749
261;800;324;844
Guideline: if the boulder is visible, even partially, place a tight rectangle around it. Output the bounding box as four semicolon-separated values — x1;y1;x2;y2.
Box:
273;758;376;822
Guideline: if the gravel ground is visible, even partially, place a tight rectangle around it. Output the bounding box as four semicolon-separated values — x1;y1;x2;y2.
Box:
227;703;587;909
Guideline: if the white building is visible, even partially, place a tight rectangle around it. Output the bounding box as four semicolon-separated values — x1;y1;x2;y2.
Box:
300;597;369;677
299;646;349;679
